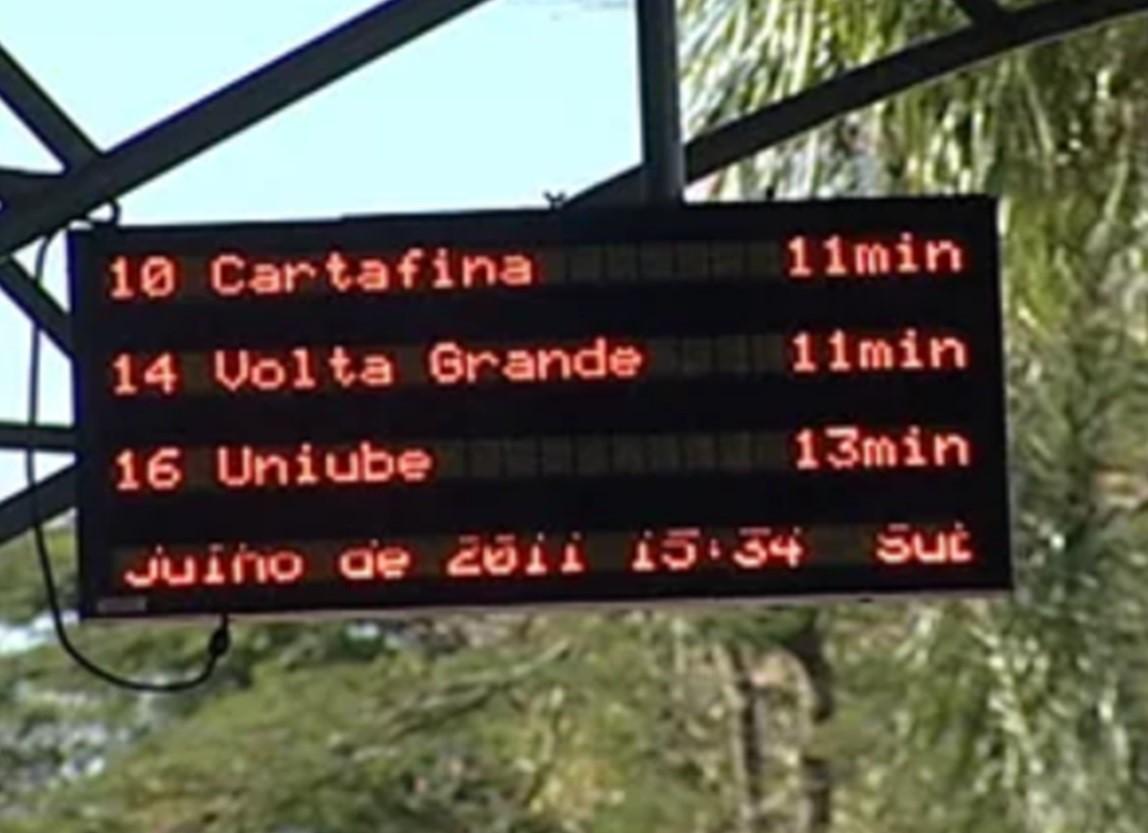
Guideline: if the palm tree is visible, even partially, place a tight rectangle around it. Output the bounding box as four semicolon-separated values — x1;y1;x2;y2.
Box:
679;2;1148;831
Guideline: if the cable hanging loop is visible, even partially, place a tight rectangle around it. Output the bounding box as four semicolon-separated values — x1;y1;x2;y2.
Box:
26;225;229;693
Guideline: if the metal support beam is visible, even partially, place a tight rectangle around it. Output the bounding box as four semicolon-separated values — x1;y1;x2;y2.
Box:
573;0;1148;206
0;258;72;354
0;0;493;262
0;423;73;452
0;43;100;168
0;43;93;356
0;466;73;546
0;167;58;202
952;0;1009;25
635;0;685;202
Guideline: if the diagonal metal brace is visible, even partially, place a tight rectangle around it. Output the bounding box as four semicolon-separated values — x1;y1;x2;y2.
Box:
0;42;95;356
0;43;100;168
0;167;59;202
0;258;72;354
0;465;73;546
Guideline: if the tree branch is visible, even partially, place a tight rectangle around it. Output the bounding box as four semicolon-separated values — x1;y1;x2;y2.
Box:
779;616;834;833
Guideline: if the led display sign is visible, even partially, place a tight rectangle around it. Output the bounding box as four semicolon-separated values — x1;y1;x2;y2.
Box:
68;198;1011;619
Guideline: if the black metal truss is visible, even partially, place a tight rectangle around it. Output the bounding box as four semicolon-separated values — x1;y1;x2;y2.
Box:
0;0;1145;546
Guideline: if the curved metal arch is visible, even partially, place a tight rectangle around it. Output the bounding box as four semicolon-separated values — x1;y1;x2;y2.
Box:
574;0;1148;206
0;0;1146;544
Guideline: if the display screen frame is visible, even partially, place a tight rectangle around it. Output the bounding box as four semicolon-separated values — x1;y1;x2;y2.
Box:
68;197;1012;620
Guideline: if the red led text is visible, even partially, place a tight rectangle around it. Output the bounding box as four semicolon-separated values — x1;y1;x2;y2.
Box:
790;328;969;374
123;544;307;589
630;527;805;572
115;448;184;493
215;441;434;490
213;346;395;392
794;425;972;471
787;233;966;279
445;533;588;578
875;522;974;565
337;542;414;582
428;337;645;385
112;352;181;396
209;247;537;298
108;256;180;301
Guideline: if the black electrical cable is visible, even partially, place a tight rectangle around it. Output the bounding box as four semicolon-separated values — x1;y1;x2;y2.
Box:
25;227;230;693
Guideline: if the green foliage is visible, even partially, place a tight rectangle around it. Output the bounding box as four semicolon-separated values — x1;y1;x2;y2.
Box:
0;600;767;832
681;2;1148;831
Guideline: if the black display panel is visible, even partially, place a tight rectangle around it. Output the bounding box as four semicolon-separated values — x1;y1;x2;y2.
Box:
67;198;1011;619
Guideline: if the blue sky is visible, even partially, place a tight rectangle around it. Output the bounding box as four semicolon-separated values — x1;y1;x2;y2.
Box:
0;0;639;499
